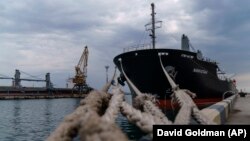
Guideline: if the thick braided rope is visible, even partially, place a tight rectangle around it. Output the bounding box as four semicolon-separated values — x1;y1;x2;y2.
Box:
120;60;142;96
174;90;195;107
174;90;215;124
78;110;128;141
46;66;131;141
120;102;163;136
159;55;215;125
174;104;192;124
120;60;172;124
143;100;172;124
192;107;216;124
46;90;110;141
102;86;124;123
102;67;117;92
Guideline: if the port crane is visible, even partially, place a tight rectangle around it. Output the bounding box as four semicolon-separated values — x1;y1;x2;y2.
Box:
72;46;92;94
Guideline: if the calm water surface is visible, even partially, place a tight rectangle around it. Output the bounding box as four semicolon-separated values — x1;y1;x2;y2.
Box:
0;94;144;141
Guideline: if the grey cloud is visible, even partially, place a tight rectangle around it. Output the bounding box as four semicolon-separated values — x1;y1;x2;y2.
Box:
0;0;249;90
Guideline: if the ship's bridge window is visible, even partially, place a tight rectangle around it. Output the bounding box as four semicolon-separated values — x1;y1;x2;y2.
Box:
158;52;169;56
181;54;194;59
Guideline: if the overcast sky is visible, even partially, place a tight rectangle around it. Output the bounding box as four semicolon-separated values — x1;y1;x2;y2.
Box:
0;0;250;91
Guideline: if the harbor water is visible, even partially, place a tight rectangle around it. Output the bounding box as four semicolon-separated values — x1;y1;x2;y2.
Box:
0;94;144;141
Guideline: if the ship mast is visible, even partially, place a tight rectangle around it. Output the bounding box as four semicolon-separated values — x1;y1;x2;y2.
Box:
151;3;156;49
145;3;162;49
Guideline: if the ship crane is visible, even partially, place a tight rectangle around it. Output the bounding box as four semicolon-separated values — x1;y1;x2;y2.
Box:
72;46;91;94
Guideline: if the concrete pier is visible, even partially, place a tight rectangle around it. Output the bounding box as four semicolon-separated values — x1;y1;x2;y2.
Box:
227;94;250;124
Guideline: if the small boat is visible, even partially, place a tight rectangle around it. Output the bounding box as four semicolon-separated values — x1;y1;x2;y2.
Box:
239;90;247;97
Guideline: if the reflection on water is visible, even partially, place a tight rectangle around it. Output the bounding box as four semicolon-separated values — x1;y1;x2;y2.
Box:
117;94;146;140
0;94;143;141
0;99;81;141
116;113;146;140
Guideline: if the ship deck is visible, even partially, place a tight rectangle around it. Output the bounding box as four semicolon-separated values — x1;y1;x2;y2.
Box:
227;94;250;124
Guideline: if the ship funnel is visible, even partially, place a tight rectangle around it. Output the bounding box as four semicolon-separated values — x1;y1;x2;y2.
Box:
181;34;190;51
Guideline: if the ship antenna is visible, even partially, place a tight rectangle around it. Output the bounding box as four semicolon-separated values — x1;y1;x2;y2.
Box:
145;3;162;49
151;3;156;49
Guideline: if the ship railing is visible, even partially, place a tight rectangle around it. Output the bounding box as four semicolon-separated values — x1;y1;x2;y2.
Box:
217;73;234;82
200;57;217;64
218;74;227;81
123;43;152;52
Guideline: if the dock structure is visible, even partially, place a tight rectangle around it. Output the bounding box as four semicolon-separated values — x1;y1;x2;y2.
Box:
0;86;90;100
0;93;86;100
227;94;250;124
200;93;250;125
0;69;92;99
0;69;52;89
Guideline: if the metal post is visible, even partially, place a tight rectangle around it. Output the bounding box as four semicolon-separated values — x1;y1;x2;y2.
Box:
151;3;156;49
145;3;162;49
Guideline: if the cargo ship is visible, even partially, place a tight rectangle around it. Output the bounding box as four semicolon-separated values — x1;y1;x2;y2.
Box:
113;3;237;109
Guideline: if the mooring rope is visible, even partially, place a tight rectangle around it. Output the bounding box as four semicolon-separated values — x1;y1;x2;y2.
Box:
102;67;117;92
120;59;172;124
120;101;160;136
102;85;124;123
119;59;142;96
174;104;192;124
133;94;156;109
158;55;178;90
46;90;111;141
143;100;172;124
78;110;128;141
159;55;216;124
192;107;216;124
47;73;129;141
